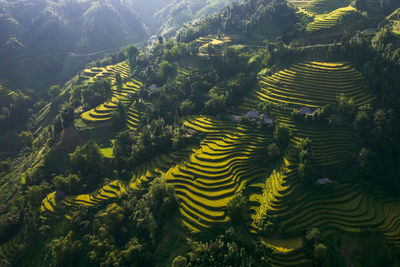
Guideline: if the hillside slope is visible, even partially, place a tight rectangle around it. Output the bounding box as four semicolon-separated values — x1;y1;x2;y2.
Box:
0;0;239;91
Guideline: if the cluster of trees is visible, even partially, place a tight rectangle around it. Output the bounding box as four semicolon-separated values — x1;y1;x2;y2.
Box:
178;0;298;42
69;140;109;189
52;103;75;136
297;138;314;184
70;78;112;109
137;42;256;126
44;177;179;266
173;227;273;266
303;227;330;266
113;120;194;172
344;27;400;193
0;159;12;174
273;123;291;149
303;227;400;266
0;209;22;244
0;90;32;129
355;0;399;15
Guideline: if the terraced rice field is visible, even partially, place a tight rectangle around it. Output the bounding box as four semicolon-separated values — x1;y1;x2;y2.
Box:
270;183;400;248
82;61;130;84
0;80;16;107
249;153;298;233
80;101;118;122
243;61;373;109
306;6;356;32
293;127;351;166
195;36;214;44
80;61;143;126
40;191;57;213
248;137;400;265
99;139;116;159
163;116;272;232
177;66;189;76
290;0;357;31
129;147;195;191
62;180;126;207
262;236;308;266
195;36;231;50
126;105;142;131
40;180;126;214
268;249;308;266
387;8;400;34
391;20;400;34
291;0;352;14
238;64;400;264
41;148;194;217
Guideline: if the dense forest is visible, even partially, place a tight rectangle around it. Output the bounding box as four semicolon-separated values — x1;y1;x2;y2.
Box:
1;0;400;266
0;0;237;93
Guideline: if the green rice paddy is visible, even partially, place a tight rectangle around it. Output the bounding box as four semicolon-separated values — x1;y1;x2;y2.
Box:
79;61;143;127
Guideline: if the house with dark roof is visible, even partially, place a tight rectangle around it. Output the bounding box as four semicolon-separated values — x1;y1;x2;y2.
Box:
148;84;158;91
299;107;314;116
260;114;274;125
231;115;241;123
245;111;260;119
315;178;332;185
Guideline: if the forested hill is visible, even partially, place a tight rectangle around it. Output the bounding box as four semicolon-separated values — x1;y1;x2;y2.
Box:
153;0;243;37
0;0;239;91
0;0;147;91
178;0;299;42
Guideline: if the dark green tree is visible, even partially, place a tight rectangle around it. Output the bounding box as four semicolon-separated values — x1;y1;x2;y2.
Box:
18;131;33;148
70;140;104;184
274;123;292;148
226;193;249;227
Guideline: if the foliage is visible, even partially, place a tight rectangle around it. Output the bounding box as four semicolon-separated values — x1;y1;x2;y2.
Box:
159;61;177;82
183;229;271;266
147;177;179;221
297;137;314;184
48;85;61;99
52;174;81;195
178;0;298;42
114;119;193;168
69;140;105;186
0;159;11;173
43;148;70;178
273;123;291;148
18;131;33;148
126;45;140;67
59;103;75;128
267;142;281;160
314;243;328;265
172;255;187;267
336;93;356;120
111;103;127;131
46;231;83;267
0;210;22;244
226;193;249;227
73;78;112;109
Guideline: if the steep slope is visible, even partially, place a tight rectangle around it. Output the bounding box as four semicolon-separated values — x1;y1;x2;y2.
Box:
0;0;239;91
155;0;241;37
0;0;149;90
178;0;299;42
0;0;149;54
